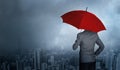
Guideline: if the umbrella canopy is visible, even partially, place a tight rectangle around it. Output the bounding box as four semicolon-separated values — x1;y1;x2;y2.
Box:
61;10;106;32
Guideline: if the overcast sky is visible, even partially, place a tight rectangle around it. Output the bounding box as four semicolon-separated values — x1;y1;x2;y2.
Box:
0;0;120;55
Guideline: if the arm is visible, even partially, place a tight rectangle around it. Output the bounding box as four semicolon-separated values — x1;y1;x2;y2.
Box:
72;33;81;50
95;36;105;56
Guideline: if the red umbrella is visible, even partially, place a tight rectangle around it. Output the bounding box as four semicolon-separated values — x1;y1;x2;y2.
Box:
61;10;106;32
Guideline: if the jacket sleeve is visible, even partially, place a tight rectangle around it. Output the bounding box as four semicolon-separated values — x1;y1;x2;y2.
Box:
72;33;81;50
95;36;105;56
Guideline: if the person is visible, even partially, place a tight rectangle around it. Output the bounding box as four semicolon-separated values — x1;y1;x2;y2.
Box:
73;30;104;70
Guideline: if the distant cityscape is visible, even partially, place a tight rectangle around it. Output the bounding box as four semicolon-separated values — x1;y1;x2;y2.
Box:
0;48;120;70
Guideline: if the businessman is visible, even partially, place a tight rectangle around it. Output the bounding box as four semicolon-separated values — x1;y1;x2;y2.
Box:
73;30;104;70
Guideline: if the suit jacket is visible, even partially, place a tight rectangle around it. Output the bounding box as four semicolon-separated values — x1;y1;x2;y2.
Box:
73;30;104;63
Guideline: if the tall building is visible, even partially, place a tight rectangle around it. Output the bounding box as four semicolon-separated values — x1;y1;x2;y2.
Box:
76;66;79;70
2;62;7;70
104;51;113;70
60;58;65;70
7;64;10;70
41;63;47;70
36;49;41;70
33;49;41;70
49;55;55;65
33;50;37;70
16;55;22;70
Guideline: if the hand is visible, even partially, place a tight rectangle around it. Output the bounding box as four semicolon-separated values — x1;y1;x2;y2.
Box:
72;43;78;50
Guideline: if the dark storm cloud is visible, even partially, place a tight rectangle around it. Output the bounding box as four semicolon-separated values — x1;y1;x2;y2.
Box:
99;5;120;55
0;0;119;55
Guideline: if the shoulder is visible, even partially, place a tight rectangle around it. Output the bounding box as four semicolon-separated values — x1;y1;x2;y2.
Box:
77;32;82;36
77;32;83;39
95;33;99;37
94;33;101;40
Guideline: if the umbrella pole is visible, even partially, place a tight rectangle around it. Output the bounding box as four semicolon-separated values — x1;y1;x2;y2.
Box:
86;7;88;11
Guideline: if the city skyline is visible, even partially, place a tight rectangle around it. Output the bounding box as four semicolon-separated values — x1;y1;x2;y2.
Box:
0;48;119;70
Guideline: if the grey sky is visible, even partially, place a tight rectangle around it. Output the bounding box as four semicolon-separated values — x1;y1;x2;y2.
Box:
0;0;120;55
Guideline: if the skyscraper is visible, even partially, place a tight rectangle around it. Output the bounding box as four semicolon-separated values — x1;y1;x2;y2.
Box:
36;49;41;70
41;63;47;70
33;50;37;70
33;49;41;70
